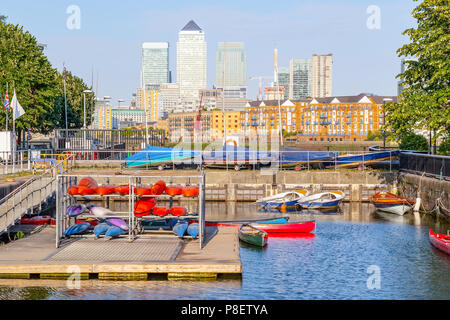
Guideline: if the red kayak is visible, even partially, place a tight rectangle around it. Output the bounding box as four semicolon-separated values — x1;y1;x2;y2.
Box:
134;198;156;217
136;185;153;196
67;186;79;195
429;229;450;255
76;217;99;226
20;216;51;225
182;185;199;197
152;206;169;217
169;206;187;217
165;185;183;196
96;185;116;196
205;220;316;234
114;184;135;195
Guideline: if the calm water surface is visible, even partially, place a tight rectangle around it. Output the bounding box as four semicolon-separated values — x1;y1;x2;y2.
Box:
1;202;449;300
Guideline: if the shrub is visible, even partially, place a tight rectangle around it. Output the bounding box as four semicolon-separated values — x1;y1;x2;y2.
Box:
399;132;429;151
438;139;450;155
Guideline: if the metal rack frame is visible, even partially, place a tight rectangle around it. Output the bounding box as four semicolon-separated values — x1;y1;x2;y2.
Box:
55;172;206;249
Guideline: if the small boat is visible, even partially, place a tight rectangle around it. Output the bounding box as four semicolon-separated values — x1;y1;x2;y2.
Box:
20;215;51;225
94;222;110;238
96;185;116;196
206;220;315;234
105;226;126;238
106;217;129;231
75;217;99;226
323;150;400;169
134;198;156;217
136;185;153;196
169;206;187;217
204;217;289;227
77;177;98;195
429;229;450;255
114;184;135;195
182;185;199;197
173;220;188;237
187;223;199;238
297;191;345;210
238;224;268;247
152;206;170;217
67;186;79;195
371;191;415;215
66;204;87;217
165;185;183;196
255;190;309;210
64;222;90;236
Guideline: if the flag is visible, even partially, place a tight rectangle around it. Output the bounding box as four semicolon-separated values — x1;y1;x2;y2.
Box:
4;90;9;111
11;90;25;120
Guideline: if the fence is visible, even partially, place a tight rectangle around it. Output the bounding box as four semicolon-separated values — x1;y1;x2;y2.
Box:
399;152;449;180
0;149;53;175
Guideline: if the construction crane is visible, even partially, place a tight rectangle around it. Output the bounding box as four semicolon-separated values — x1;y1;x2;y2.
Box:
249;76;273;101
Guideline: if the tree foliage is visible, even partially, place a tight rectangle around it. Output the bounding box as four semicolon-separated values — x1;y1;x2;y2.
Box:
0;19;94;134
385;0;450;144
399;132;429;151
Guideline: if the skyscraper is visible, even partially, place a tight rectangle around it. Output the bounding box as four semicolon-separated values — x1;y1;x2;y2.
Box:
177;20;207;109
277;67;290;99
141;42;169;88
216;42;247;99
312;54;333;98
289;58;312;100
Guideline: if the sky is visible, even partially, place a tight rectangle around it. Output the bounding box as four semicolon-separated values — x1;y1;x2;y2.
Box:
2;0;417;106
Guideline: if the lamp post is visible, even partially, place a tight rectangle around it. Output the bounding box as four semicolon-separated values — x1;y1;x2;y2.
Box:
382;98;392;149
82;90;93;150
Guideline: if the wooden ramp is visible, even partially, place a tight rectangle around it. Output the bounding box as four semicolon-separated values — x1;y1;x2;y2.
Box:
0;225;242;280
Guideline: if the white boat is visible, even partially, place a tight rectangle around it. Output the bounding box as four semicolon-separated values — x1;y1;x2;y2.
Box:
371;191;415;216
297;191;345;210
255;190;309;210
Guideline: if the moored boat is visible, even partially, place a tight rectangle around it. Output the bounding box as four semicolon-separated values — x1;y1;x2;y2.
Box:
297;191;345;210
371;191;415;215
255;190;309;210
238;224;268;247
429;229;450;255
206;220;315;234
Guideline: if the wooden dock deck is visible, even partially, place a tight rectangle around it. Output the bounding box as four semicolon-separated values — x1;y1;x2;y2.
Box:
0;225;242;280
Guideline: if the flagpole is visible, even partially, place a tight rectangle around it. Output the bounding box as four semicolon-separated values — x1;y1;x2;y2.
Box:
12;89;15;174
5;82;8;132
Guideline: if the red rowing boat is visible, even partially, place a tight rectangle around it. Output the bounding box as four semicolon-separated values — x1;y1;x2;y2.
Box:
205;220;316;234
429;229;450;255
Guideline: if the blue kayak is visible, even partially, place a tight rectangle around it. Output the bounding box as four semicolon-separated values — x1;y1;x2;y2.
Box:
94;222;110;238
64;222;90;236
105;226;126;238
173;221;188;237
187;223;199;238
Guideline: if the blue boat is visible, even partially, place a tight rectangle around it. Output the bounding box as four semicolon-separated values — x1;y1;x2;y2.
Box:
199;145;273;169
276;147;336;168
172;220;188;237
187;223;199;238
322;150;400;169
64;222;90;237
255;190;309;210
297;191;345;210
105;226;126;238
94;222;110;238
125;146;200;168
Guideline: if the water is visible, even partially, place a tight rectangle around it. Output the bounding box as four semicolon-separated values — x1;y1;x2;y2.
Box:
1;202;449;300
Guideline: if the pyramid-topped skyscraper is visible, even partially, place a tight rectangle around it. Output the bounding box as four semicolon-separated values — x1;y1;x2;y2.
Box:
177;20;207;111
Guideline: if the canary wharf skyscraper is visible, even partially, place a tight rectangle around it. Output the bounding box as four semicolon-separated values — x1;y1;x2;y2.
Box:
216;42;247;99
177;20;207;108
141;42;169;88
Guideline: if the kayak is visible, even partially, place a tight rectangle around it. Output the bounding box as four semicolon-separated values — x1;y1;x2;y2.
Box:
67;186;79;195
66;204;87;217
20;215;51;225
150;181;166;195
64;222;90;236
75;217;99;226
106;217;129;231
173;220;188;237
182;186;199;197
134;198;156;217
114;184;135;195
206;220;316;234
169;206;187;217
96;185;116;196
77;177;98;195
203;217;289;227
187;223;199;238
165;185;183;196
94;222;110;238
105;226;126;238
239;224;268;247
152;206;170;217
429;229;450;255
136;185;153;196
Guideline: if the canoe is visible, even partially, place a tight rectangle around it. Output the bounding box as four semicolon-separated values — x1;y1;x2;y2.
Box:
105;226;126;238
169;206;187;217
136;185;153;196
66;204;87;217
96;185;116;196
206;220;315;234
182;186;199;197
165;185;183;196
20;215;51;225
297;191;345;210
371;191;415;215
429;229;450;255
106;217;129;231
67;186;79;195
94;223;110;238
114;184;135;195
152;206;170;217
256;190;309;209
87;205;117;219
134;198;156;217
64;222;90;236
239;224;268;247
173;220;188;237
187;223;199;238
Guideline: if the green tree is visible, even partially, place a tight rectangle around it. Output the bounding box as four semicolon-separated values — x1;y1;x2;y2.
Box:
385;0;450;149
399;132;429;151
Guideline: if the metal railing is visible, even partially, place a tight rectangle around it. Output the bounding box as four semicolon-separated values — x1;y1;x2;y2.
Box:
0;149;53;175
0;155;74;235
399;152;449;180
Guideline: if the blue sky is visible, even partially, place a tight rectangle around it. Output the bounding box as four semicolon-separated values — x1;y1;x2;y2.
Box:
2;0;417;105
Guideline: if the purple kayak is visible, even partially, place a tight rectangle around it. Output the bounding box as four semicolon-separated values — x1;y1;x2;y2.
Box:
66;204;87;217
106;217;129;231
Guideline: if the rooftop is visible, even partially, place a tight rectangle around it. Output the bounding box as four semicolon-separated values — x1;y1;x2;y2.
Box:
181;20;202;31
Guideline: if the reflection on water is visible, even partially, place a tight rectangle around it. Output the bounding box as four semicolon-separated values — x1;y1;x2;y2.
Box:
1;201;449;300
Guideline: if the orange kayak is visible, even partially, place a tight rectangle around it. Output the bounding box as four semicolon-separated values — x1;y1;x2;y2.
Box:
78;177;98;195
182;186;199;197
169;206;187;217
151;184;164;195
136;185;153;196
134;198;156;217
114;184;135;195
96;185;116;196
78;185;96;195
152;206;169;217
165;185;183;196
67;185;79;195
